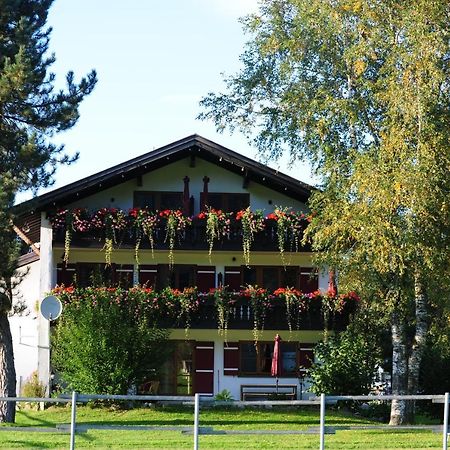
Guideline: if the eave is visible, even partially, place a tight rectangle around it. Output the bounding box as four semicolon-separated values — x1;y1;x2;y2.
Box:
13;135;314;216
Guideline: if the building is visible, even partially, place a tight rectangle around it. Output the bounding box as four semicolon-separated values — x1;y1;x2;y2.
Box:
12;135;354;399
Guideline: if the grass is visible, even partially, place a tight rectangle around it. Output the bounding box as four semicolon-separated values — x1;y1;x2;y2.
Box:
0;404;443;449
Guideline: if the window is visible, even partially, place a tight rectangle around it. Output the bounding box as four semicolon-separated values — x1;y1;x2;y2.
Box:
114;264;134;289
57;263;134;289
156;265;216;291
200;192;249;212
138;265;157;287
241;266;300;290
134;191;183;210
239;341;301;376
76;263;114;287
299;343;314;375
299;268;319;293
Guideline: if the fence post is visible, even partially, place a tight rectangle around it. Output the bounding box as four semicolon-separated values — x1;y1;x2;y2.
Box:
194;393;200;450
320;393;325;450
70;391;77;450
443;392;449;450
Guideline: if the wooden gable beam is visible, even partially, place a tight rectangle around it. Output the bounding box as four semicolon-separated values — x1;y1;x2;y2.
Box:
12;223;40;257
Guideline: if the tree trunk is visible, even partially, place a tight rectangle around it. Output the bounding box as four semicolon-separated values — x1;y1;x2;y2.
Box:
389;308;408;425
405;275;428;422
0;311;16;422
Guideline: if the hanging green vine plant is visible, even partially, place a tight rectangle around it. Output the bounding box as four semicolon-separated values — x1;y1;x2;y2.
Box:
236;207;265;267
241;285;270;343
63;211;73;264
266;208;308;264
91;208;127;265
273;287;307;333
210;285;235;340
49;208;91;264
198;208;232;261
48;209;72;263
159;209;192;267
178;287;199;337
129;208;160;264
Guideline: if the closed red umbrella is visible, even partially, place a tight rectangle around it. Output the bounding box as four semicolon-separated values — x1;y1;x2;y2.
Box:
271;334;282;393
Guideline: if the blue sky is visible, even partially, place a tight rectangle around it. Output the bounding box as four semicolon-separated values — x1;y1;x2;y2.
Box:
21;0;314;201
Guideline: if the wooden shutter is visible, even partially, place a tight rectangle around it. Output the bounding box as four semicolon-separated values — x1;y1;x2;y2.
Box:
299;343;314;374
138;265;157;287
196;266;215;293
224;267;242;291
194;341;214;395
223;342;239;376
299;267;319;293
56;263;76;286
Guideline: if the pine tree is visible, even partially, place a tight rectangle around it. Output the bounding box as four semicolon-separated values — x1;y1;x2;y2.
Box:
0;0;96;422
200;0;449;424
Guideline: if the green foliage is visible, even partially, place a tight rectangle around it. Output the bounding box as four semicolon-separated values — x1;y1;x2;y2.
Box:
214;389;233;401
0;1;96;420
52;287;172;394
20;371;46;398
308;326;382;396
200;0;449;423
19;371;46;410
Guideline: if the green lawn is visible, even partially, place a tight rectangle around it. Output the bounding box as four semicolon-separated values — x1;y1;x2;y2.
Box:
0;405;443;449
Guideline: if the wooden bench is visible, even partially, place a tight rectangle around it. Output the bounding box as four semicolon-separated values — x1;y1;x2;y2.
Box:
240;384;297;401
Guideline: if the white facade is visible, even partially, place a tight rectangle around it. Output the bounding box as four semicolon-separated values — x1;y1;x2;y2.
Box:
12;139;328;398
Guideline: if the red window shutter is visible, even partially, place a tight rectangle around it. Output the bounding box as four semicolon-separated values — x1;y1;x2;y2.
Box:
300;267;319;293
194;341;214;395
299;343;314;374
224;267;242;291
196;266;215;293
138;265;157;287
56;263;76;286
223;342;239;376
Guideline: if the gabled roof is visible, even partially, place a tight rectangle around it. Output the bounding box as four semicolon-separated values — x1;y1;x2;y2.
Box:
14;134;313;215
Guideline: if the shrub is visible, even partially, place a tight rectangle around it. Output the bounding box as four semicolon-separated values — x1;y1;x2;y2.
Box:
52;287;173;394
308;327;382;395
20;371;46;410
21;371;46;398
214;389;233;401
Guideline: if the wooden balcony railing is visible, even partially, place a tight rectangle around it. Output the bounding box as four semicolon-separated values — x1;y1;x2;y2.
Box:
53;219;311;253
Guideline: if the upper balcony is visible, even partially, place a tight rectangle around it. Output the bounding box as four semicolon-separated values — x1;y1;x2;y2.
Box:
50;207;311;257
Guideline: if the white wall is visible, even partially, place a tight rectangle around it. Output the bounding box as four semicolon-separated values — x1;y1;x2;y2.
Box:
171;329;320;401
10;260;41;394
67;157;308;214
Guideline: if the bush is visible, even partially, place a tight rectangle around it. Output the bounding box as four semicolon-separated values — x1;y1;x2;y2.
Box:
214;389;233;401
52;287;173;394
21;371;46;398
308;327;382;395
20;371;46;410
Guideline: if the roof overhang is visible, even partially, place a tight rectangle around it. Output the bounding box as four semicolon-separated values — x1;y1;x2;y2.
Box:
13;135;314;216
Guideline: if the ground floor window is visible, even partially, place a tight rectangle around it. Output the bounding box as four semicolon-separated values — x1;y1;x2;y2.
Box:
227;341;314;377
159;341;193;395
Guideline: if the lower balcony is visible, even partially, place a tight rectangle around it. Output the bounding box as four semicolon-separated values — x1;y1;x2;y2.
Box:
53;286;359;333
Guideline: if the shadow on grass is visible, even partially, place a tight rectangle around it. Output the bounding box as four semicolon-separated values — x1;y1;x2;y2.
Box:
15;410;56;428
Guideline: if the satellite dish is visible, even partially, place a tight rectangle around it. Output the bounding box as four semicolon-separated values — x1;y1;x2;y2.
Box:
40;295;63;321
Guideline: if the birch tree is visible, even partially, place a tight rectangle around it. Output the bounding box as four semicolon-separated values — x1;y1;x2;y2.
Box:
200;0;449;424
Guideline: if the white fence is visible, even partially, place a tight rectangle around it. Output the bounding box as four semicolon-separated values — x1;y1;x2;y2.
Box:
0;392;448;450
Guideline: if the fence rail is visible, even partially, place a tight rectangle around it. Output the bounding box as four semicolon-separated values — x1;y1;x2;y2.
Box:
0;392;448;450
